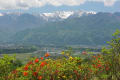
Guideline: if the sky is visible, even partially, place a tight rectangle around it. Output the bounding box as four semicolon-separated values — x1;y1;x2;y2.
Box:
0;0;120;13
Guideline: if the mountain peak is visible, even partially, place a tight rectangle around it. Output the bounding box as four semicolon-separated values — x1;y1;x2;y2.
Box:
42;11;74;19
37;10;97;21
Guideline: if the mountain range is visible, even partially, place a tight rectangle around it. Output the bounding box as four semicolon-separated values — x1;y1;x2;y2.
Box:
0;11;120;46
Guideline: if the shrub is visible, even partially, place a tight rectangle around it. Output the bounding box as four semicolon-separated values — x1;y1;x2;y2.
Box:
102;29;120;80
0;55;22;79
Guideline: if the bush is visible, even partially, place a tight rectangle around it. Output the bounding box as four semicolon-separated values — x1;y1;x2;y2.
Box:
0;30;120;80
102;29;120;80
0;55;22;79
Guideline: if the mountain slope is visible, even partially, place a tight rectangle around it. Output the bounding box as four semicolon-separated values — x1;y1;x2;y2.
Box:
0;13;46;41
10;12;120;46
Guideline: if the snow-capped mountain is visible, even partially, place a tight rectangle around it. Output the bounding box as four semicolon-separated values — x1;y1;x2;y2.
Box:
34;10;97;21
40;11;74;20
0;10;97;22
0;10;97;21
0;10;120;45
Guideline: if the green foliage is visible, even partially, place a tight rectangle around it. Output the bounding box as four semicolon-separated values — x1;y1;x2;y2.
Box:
0;29;120;80
102;29;120;80
5;53;113;80
0;55;22;79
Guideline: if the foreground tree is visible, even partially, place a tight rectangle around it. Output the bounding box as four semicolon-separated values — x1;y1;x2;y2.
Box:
102;29;120;80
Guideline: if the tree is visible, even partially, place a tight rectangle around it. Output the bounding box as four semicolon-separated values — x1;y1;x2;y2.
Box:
102;29;120;80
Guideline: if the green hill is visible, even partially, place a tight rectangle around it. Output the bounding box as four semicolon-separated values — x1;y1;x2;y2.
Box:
10;12;120;46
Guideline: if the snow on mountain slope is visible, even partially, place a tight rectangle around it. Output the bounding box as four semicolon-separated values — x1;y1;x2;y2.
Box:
42;11;74;19
0;10;97;21
38;11;96;21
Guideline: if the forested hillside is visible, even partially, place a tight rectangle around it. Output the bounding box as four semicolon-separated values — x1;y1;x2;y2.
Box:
0;12;120;46
10;12;120;46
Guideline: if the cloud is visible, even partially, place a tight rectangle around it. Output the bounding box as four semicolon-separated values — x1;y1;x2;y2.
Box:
103;0;116;6
89;0;117;6
0;0;118;10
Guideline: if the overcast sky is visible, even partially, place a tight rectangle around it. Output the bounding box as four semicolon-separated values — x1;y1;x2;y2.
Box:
0;0;120;13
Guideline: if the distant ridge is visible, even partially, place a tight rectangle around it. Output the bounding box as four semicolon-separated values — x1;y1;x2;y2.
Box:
0;11;120;46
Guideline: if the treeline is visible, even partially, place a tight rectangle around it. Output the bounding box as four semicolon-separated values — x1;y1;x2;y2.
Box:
0;48;37;54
